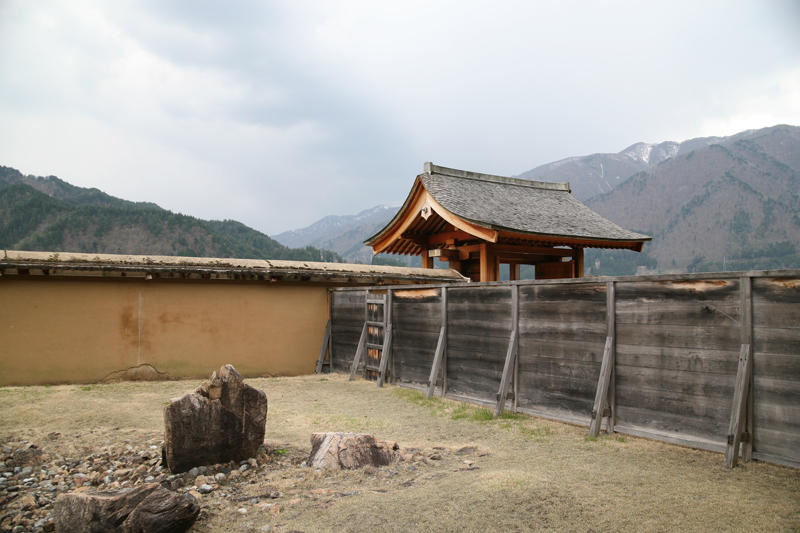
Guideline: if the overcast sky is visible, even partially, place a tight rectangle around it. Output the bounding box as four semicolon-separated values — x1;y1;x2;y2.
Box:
1;1;798;235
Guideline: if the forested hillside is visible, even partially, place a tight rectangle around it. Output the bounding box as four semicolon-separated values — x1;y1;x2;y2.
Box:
0;166;341;261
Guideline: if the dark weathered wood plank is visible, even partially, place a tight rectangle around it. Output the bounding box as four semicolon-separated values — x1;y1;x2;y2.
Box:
751;427;800;464
751;276;800;304
615;344;739;375
518;338;605;363
616;323;740;351
616;300;741;327
616;278;740;301
752;302;800;328
752;401;800;434
615;364;735;399
614;404;727;441
520;283;607;303
517;370;599;398
753;326;800;355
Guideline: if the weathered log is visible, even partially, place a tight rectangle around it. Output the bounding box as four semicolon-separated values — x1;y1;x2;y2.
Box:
163;364;268;473
308;432;399;470
54;483;199;533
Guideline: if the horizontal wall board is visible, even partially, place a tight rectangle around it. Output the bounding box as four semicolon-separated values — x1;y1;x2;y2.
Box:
752;427;800;464
518;370;598;399
753;352;800;380
753;302;800;328
753;401;800;434
518;300;607;323
447;286;512;304
613;424;726;453
753;326;800;355
616;323;740;351
447;331;513;352
519;320;607;343
615;364;735;400
517;358;601;383
615;300;740;327
392;288;442;303
394;328;442;349
615;344;739;375
393;314;444;332
518;338;604;363
616;279;739;302
517;389;594;416
615;404;726;441
753;376;800;405
615;384;731;421
752;277;800;304
520;283;607;302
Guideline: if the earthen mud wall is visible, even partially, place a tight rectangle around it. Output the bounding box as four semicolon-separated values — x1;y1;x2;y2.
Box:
0;277;329;385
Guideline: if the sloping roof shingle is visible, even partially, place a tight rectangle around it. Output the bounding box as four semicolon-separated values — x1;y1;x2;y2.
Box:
420;163;650;242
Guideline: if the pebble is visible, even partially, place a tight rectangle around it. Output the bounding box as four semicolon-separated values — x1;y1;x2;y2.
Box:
237;507;248;514
214;472;226;484
197;484;215;494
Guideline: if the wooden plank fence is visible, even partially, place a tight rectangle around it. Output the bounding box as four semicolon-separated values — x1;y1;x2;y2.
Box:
326;270;800;469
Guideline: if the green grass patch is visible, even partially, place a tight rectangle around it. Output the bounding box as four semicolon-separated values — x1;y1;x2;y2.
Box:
450;404;493;422
274;448;288;456
584;435;598;442
616;435;626;442
498;411;525;420
80;385;94;392
392;388;443;409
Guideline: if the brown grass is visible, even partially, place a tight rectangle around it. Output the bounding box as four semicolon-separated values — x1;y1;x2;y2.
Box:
1;374;798;532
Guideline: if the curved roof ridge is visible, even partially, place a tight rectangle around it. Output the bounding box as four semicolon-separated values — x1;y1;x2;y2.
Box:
425;162;571;192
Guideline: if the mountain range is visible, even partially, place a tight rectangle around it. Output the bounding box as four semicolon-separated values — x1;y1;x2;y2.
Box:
273;124;800;274
0;166;341;262
3;124;797;274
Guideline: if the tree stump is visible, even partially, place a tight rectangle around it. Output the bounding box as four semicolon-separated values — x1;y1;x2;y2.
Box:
162;364;268;473
308;432;399;470
54;483;199;533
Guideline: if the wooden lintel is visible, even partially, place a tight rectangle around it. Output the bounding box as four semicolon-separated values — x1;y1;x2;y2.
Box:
428;248;459;260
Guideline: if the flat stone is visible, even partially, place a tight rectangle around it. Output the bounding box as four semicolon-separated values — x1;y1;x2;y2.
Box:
308;433;399;470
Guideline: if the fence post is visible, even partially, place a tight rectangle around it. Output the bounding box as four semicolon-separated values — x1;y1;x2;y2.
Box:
589;280;616;436
426;287;448;399
495;284;519;417
377;290;393;387
742;275;754;462
726;275;755;467
314;319;331;374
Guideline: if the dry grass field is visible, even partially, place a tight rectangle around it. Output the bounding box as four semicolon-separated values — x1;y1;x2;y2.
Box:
1;373;798;532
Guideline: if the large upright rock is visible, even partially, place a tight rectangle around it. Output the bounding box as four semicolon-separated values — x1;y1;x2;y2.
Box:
309;432;399;470
54;483;199;533
163;364;268;473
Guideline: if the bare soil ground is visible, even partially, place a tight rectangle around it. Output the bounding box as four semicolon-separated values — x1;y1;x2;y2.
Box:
1;373;798;532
